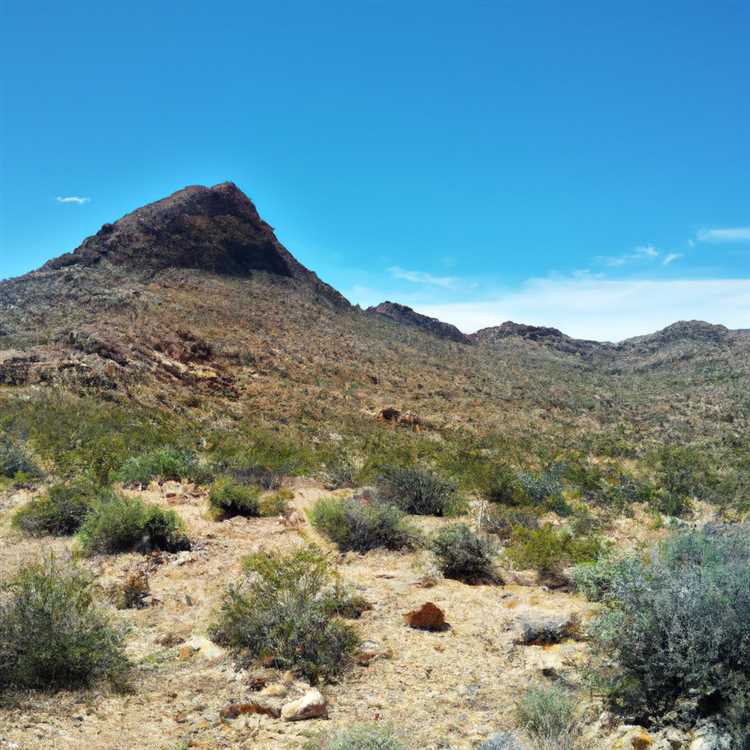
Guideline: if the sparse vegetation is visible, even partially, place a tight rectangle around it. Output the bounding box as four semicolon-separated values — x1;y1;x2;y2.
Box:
115;447;209;487
76;493;190;554
0;436;41;484
208;476;260;519
431;523;496;582
376;465;464;516
0;557;129;691
304;724;406;750
210;547;359;683
309;496;419;552
12;479;98;536
516;684;578;750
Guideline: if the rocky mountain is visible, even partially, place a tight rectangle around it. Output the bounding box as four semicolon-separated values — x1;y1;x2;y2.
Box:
366;301;471;344
470;321;608;357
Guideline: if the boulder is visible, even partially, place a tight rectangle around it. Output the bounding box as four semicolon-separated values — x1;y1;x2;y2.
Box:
479;732;527;750
281;689;328;721
513;610;578;645
608;726;655;749
404;602;446;630
688;724;733;750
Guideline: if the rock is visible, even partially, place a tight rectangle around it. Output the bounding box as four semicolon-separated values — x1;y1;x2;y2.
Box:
688;724;733;750
220;700;280;719
479;732;527;750
513;610;578;645
280;689;328;721
404;602;446;630
355;640;391;665
260;684;288;698
608;726;655;750
182;635;226;661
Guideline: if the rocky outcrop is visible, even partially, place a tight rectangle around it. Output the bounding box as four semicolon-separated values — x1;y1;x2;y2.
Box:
366;301;471;344
471;321;608;356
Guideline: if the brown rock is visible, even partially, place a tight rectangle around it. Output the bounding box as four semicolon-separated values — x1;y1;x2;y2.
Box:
280;689;328;721
404;602;446;630
220;701;281;719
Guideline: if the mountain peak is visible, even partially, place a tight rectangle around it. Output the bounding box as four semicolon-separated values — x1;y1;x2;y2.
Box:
38;182;347;305
366;301;471;344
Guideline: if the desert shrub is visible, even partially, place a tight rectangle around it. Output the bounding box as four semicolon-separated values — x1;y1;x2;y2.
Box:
76;493;190;555
12;479;98;536
0;557;129;691
376;466;464;516
482;505;539;540
431;523;496;582
648;445;718;515
210;547;359;683
0;436;41;481
324;457;356;489
258;488;294;517
208;477;260;519
481;462;525;506
588;528;750;739
516;684;578;750
505;524;606;576
309;497;419;552
572;556;632;602
516;464;570;515
304;724;405;750
115;447;209;487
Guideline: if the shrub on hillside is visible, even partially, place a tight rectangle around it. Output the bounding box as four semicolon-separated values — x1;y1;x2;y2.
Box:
588;528;750;740
505;524;606;576
0;557;129;691
304;724;406;750
210;547;359;683
431;523;496;582
12;479;98;536
309;497;419;552
76;493;190;555
376;466;464;516
258;487;294;517
516;684;578;750
115;447;209;487
208;477;260;519
0;437;41;482
481;462;525;506
482;505;539;540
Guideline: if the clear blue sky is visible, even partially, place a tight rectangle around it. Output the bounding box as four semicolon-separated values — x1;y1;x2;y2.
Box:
1;1;749;339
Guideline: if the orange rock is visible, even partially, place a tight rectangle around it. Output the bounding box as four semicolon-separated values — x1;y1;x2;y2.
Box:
403;602;446;630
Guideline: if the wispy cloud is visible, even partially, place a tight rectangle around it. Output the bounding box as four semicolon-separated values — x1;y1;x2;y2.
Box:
596;244;660;267
411;277;750;342
662;253;682;266
696;227;750;244
56;195;91;205
388;266;460;288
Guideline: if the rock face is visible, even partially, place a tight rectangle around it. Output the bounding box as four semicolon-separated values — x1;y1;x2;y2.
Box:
366;301;471;344
471;321;608;356
40;181;348;307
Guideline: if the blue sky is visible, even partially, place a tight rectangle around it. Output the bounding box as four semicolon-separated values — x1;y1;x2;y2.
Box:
1;1;749;340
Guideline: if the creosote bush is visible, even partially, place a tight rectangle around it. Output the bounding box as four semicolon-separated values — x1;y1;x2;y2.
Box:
376;466;464;516
516;684;578;750
0;437;41;482
482;505;539;540
115;447;209;487
210;547;359;683
76;493;190;555
588;528;750;741
431;523;496;582
208;477;260;519
12;479;99;536
309;497;419;552
0;557;129;691
304;724;406;750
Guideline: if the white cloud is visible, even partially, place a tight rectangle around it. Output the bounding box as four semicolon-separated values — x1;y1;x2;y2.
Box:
56;195;91;205
662;253;682;266
596;244;659;267
696;227;750;244
411;277;750;342
388;266;460;288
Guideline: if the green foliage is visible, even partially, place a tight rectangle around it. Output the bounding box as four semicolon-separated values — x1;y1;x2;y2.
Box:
324;456;356;489
376;465;464;516
481;462;525;506
482;505;539;540
76;493;190;555
304;724;406;750
431;523;496;582
648;445;718;515
309;497;419;552
505;524;607;575
211;547;359;683
115;447;210;487
12;479;98;536
208;477;260;519
572;556;630;601
0;557;129;691
0;436;41;481
588;528;750;739
516;684;578;750
258;488;294;517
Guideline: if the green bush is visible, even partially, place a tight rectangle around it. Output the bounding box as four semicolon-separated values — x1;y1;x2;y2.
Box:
482;505;539;540
208;477;260;519
516;684;578;750
304;724;406;750
0;436;41;482
431;523;496;582
588;528;750;740
76;493;190;555
572;556;631;601
115;447;209;487
505;524;606;576
481;462;525;506
376;466;464;516
12;480;98;536
0;557;129;691
309;497;419;552
258;488;294;517
210;547;359;683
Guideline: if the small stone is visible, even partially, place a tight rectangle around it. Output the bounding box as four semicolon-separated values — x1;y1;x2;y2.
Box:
220;701;281;719
281;689;328;721
404;602;446;630
479;732;527;750
513;610;578;645
261;684;288;697
356;640;391;665
178;645;196;661
608;727;655;750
